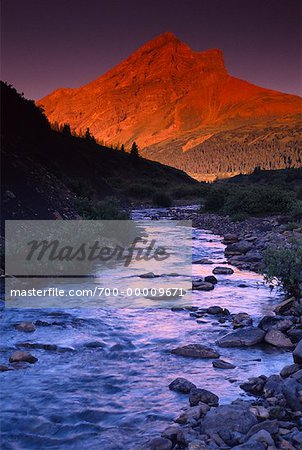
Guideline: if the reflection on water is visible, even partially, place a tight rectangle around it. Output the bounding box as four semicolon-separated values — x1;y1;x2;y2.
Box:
0;206;291;450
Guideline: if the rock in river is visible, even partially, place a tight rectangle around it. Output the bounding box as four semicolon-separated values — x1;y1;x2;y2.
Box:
212;359;236;369
168;377;196;393
189;388;219;406
218;327;265;347
171;344;220;359
213;266;234;275
9;351;38;364
264;329;294;349
192;281;214;291
293;339;302;364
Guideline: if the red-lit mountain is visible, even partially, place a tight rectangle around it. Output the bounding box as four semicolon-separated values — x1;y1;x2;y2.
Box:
38;32;302;180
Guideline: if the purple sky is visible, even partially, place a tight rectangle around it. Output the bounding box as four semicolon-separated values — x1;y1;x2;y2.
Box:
1;0;301;99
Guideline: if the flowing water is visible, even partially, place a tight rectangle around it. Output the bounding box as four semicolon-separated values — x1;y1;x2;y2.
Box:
0;206;292;449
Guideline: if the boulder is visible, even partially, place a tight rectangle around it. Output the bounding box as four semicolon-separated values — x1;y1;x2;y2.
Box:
232;312;253;328
218;327;265;347
144;437;172;450
189;388;219;406
201;404;257;437
274;297;295;315
258;315;293;332
222;234;239;245
225;241;253;256
264;330;294;349
213;266;234;275
193;258;214;265
192;281;214;291
139;272;157;278
204;275;218;284
240;376;267;395
212;359;236;369
232;430;274;450
175;404;206;424
0;365;13;372
168;377;196;394
15;322;36;332
206;306;224;315
171;344;220;359
9;351;37;364
293;340;302;364
17;342;58;351
161;425;186;446
280;363;301;378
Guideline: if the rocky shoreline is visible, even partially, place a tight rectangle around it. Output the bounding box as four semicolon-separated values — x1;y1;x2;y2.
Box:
138;209;302;450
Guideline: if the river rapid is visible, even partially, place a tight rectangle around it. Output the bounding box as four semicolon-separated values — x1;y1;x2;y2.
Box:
0;206;292;449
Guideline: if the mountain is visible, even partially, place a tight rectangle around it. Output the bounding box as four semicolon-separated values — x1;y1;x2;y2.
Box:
38;32;302;180
1;82;196;220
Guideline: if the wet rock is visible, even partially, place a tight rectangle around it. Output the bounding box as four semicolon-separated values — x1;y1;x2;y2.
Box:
264;375;283;397
287;328;302;343
161;425;186;446
213;266;234;275
212;359;236;369
35;320;51;327
171;344;220;359
192;281;214;291
274;297;295;315
222;234;239;245
258;315;293;332
201;404;257;439
175;404;206;424
169;377;196;394
225;240;253;256
218;327;265;347
15;322;36;332
282;377;302;412
233;430;274;449
240;376;267;395
232;312;253;328
204;275;218;284
246;419;279;438
207;306;224;315
264;330;294;349
144;437;172;450
189;388;219;406
249;405;270;420
293;339;302;364
280;364;301;378
139;272;157;278
9;351;37;364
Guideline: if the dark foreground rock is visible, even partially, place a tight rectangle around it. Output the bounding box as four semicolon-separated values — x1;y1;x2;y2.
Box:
169;378;196;394
9;351;38;364
217;327;265;347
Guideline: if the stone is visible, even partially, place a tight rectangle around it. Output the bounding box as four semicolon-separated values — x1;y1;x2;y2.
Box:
168;377;196;394
232;430;274;449
222;234;239;245
204;275;218;284
258;315;293;332
293;340;302;364
161;426;186;446
264;330;294;349
175;404;205;424
249;405;270;420
240;376;267;395
218;327;265;347
139;272;157;278
232;312;253;328
9;351;38;364
207;306;224;315
213;266;234;275
246;419;279;438
171;344;220;359
189;388;219;406
264;375;283;397
84;341;106;348
145;437;172;450
274;297;295;315
225;241;253;256
193;258;214;265
280;364;301;378
212;359;236;369
282;378;302;412
15;322;36;332
201;404;257;437
192;281;214;291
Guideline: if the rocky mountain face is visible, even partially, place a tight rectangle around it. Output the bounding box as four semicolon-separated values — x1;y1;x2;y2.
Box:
38;32;302;179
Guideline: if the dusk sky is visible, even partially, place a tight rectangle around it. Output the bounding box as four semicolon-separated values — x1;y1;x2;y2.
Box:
1;0;301;100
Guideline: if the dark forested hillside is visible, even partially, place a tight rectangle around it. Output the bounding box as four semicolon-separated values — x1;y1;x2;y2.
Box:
1;82;196;220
